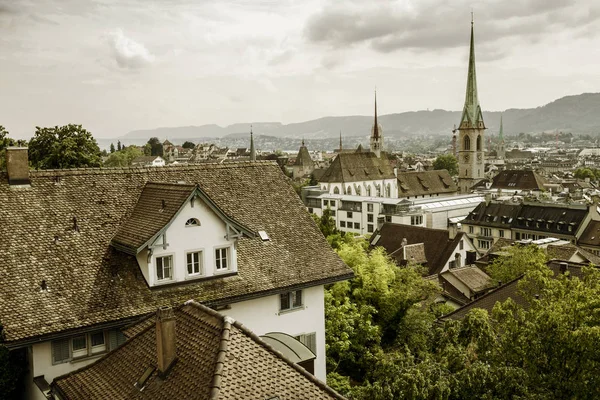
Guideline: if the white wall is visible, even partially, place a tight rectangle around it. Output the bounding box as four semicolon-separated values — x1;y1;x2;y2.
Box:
223;285;327;382
438;235;478;274
141;195;237;287
324;179;398;199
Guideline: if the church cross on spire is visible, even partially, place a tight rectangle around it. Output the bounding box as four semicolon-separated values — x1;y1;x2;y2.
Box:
459;16;485;130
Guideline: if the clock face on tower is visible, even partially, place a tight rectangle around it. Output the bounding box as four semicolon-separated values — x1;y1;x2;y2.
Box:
463;154;470;162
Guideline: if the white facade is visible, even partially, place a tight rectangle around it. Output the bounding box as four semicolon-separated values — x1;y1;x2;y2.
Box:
135;196;238;287
309;193;483;233
320;178;399;199
437;235;478;274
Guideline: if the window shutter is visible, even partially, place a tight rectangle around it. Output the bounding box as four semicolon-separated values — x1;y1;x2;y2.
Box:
52;339;70;364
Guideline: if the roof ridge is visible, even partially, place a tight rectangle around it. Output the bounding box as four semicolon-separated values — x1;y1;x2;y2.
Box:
231;320;347;400
209;315;232;400
24;161;278;177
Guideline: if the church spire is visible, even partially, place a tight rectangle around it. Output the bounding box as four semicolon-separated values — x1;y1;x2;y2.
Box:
339;130;342;151
498;114;504;142
372;90;380;139
249;125;256;161
459;15;485;130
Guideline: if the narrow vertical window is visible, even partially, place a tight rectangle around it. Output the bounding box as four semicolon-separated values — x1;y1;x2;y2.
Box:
215;247;229;271
187;251;203;275
156;255;173;281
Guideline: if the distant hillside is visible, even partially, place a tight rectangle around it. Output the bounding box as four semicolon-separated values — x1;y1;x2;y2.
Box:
121;93;600;140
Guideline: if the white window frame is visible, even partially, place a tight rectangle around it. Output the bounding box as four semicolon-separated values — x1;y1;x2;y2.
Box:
155;254;175;282
186;249;204;278
279;289;304;313
295;332;317;355
214;246;231;272
185;218;200;227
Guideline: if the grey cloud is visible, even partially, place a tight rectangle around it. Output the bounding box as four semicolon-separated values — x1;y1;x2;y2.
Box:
304;0;600;56
108;29;155;70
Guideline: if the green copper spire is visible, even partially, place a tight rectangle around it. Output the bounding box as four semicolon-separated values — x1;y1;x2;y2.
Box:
459;16;485;129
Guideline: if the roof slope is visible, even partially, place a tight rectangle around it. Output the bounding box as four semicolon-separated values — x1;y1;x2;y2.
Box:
397;170;457;197
0;162;352;344
318;152;395;183
463;201;521;228
294;145;314;168
490;170;547;190
52;302;345;400
513;204;587;236
442;265;492;293
372;223;466;275
578;220;600;247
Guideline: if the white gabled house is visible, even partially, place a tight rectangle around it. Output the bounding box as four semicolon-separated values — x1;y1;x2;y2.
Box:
0;148;353;400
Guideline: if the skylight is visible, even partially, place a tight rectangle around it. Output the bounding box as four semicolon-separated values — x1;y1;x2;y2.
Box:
258;230;270;241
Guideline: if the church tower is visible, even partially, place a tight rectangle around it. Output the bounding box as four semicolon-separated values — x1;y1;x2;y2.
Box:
497;114;505;159
370;91;383;158
249;125;256;161
457;16;485;193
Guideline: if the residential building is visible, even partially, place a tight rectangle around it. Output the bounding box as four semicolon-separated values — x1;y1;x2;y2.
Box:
131;155;166;167
457;19;486;193
0;148;352;399
462;199;598;252
488;170;547;193
438;265;494;302
51;302;346;400
370;223;478;275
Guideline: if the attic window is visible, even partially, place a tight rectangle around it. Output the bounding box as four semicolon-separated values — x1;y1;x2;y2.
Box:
185;218;200;227
258;230;270;241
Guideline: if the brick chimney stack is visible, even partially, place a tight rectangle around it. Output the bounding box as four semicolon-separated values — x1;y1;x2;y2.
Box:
156;306;177;377
6;147;30;186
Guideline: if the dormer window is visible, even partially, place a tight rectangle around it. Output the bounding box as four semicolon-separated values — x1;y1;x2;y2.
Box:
185;218;200;227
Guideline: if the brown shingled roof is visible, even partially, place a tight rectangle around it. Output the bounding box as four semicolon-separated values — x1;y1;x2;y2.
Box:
396;170;457;197
318;152;395;183
491;170;547;190
371;223;468;275
578;220;600;247
441;265;493;294
0;162;353;345
52;302;346;400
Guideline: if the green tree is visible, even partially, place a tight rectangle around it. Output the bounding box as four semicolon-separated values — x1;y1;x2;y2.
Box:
103;145;143;167
433;154;458;176
28;124;102;169
486;244;548;284
147;137;163;156
143;143;152;156
110;143;115;153
182;141;195;149
574;167;595;180
117;140;122;151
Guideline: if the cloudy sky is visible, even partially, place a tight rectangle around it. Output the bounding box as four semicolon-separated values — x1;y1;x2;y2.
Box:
1;0;599;139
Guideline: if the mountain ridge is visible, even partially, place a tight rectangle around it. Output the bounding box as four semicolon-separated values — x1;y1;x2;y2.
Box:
121;92;600;140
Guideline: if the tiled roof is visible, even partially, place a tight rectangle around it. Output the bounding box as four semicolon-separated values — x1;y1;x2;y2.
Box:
546;244;600;265
131;156;162;163
0;162;353;344
396;170;457;197
513;204;587;236
318;152;395;183
372;223;466;275
441;261;588;321
463;202;521;228
441;265;492;294
578;220;600;246
491;170;547;190
294;146;314;168
52;302;345;400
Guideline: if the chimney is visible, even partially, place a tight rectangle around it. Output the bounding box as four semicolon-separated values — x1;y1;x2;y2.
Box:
377;216;385;231
484;192;492;206
465;250;477;265
6;147;30;186
448;223;458;240
156;306;177;377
